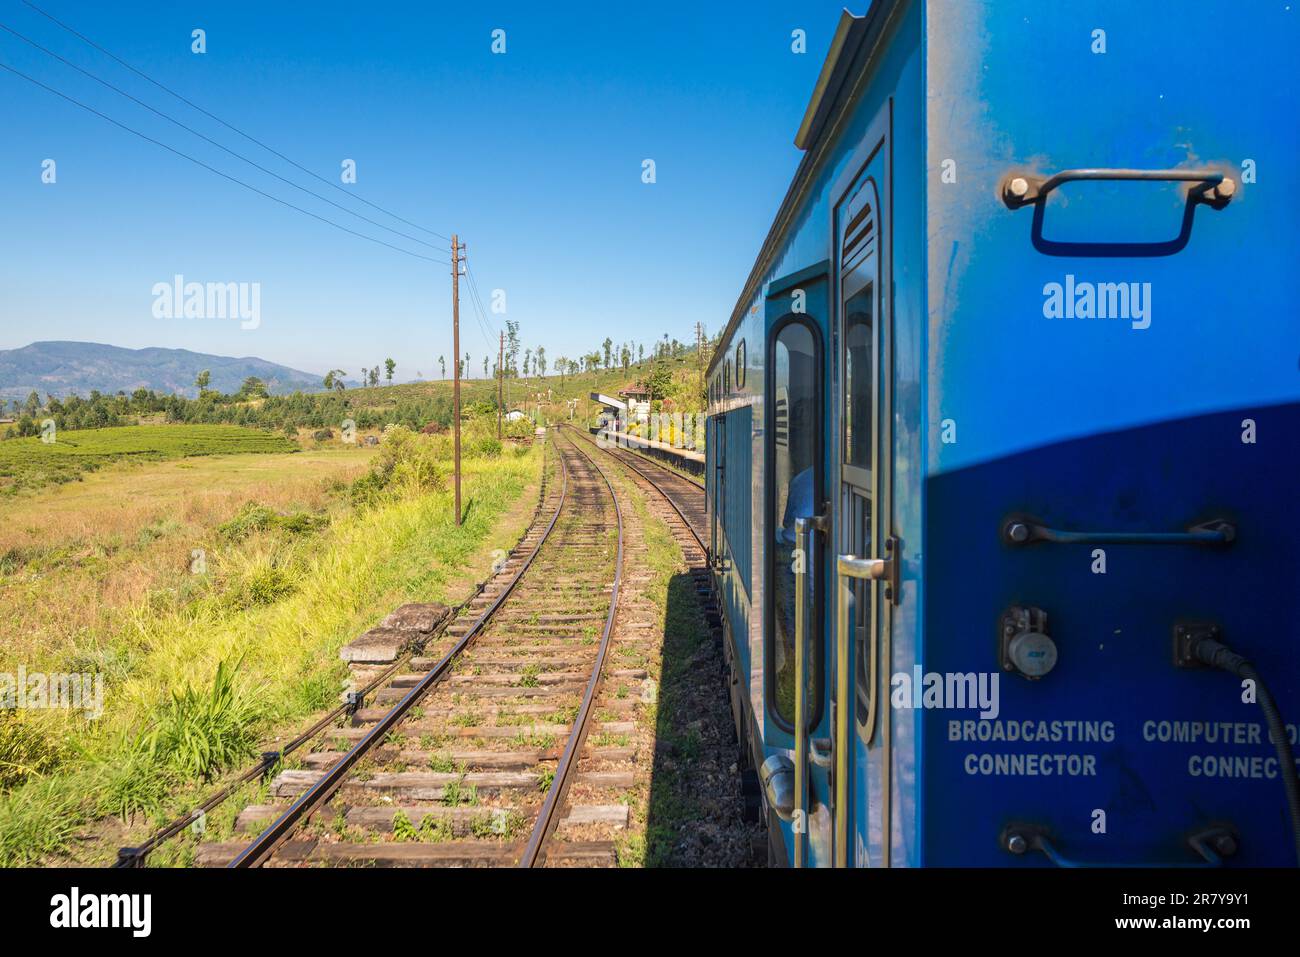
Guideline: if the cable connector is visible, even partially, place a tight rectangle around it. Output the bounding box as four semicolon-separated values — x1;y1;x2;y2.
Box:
1172;621;1300;866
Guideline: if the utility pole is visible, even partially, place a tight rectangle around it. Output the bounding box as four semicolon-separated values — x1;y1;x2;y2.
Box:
497;331;504;439
451;235;462;526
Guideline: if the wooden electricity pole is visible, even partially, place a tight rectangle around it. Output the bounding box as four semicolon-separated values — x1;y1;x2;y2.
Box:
451;235;462;526
497;331;504;439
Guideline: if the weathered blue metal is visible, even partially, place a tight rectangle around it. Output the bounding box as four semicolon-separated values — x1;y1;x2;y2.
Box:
708;0;1299;867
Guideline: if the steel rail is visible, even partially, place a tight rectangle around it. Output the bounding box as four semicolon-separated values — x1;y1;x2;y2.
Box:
589;427;705;491
228;442;570;868
117;450;557;868
517;429;624;866
563;424;706;554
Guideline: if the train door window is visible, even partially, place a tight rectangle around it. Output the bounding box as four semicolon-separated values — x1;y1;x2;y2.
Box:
714;414;726;568
838;172;880;724
767;318;821;729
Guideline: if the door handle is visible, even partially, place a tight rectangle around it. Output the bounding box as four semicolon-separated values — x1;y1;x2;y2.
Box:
998;166;1236;257
1004;517;1235;547
1002;823;1237;868
832;551;883;867
791;512;828;868
830;540;902;867
1000;167;1236;210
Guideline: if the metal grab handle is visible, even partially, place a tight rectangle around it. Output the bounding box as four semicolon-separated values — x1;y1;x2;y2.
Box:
1003;824;1237;868
791;513;827;869
831;553;891;868
1001;167;1237;210
1004;518;1235;547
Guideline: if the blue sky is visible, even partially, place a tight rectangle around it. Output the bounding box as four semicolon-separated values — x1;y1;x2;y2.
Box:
0;1;852;379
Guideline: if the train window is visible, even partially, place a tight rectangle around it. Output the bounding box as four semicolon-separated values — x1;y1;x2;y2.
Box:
838;169;880;727
843;289;873;471
841;172;877;481
725;359;732;394
767;318;821;730
735;340;747;389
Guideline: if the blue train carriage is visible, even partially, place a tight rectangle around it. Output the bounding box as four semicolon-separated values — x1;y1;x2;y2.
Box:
705;0;1300;867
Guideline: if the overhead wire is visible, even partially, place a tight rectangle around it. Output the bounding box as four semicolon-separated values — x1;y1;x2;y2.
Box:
0;20;445;253
0;59;449;265
21;0;452;242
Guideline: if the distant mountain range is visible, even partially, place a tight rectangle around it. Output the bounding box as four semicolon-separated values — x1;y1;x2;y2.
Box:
0;341;325;402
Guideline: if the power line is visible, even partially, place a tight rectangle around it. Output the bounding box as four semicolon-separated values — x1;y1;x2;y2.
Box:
0;20;445;252
21;0;452;243
462;257;498;349
465;260;497;334
0;59;448;265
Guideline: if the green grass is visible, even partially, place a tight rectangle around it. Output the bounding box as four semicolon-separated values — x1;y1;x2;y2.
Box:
0;424;296;494
0;437;541;866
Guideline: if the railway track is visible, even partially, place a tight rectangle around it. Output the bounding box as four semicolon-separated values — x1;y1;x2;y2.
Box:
562;424;706;554
194;430;630;867
556;425;766;853
179;422;757;867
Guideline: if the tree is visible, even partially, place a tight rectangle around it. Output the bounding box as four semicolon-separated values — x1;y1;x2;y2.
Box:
323;369;347;392
439;356;446;379
465;353;471;379
602;338;613;370
483;356;489;377
385;358;395;383
505;320;520;376
536;346;546;379
23;390;40;417
194;370;211;393
620;344;631;375
638;344;644;366
524;348;532;380
647;363;673;401
240;376;268;399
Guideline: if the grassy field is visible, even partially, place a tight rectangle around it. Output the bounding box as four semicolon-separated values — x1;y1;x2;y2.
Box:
0;423;542;865
0;424;297;495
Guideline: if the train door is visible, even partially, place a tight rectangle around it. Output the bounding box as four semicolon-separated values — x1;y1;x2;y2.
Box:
711;412;726;577
831;108;894;867
762;281;831;868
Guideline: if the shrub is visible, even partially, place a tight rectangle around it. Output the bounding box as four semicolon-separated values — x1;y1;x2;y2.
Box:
217;503;327;542
243;564;296;606
0;712;63;790
217;503;278;541
358;426;447;499
469;436;503;458
136;658;262;782
0;776;85;865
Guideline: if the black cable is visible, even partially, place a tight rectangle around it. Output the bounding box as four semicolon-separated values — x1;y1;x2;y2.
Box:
0;59;448;265
0;20;444;252
1191;636;1300;866
21;0;451;242
463;258;498;350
